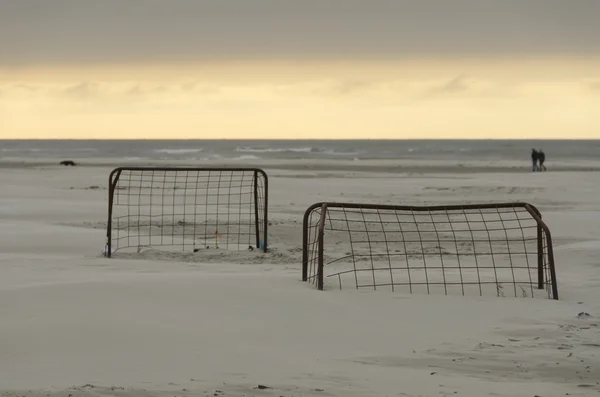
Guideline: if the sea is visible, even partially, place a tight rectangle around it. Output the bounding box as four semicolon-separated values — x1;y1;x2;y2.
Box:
0;140;598;163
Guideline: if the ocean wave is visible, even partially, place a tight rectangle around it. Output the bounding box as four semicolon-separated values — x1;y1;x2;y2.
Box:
1;148;41;152
324;149;360;156
231;155;262;161
154;148;204;154
234;146;359;156
235;146;314;154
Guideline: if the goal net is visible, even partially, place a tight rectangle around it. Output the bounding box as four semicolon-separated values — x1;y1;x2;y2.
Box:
302;202;557;299
105;167;268;257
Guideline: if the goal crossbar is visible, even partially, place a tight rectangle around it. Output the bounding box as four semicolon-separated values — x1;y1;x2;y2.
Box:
302;201;558;300
106;167;268;257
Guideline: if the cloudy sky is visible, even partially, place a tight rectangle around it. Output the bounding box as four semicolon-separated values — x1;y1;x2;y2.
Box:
1;0;598;139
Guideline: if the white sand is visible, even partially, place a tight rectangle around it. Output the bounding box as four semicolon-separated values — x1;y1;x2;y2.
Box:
1;160;599;396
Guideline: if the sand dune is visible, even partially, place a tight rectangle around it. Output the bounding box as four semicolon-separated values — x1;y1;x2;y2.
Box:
1;161;599;396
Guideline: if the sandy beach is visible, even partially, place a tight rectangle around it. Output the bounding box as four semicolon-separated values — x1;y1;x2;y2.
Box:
3;0;599;394
1;159;599;396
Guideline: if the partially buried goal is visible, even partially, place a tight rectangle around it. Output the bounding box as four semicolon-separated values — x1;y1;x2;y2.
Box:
105;167;268;257
303;202;558;299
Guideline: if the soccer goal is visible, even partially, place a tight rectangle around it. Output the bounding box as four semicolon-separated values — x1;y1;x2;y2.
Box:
105;167;268;257
302;202;558;300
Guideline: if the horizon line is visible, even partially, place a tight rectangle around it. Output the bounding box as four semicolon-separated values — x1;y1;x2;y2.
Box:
3;138;600;142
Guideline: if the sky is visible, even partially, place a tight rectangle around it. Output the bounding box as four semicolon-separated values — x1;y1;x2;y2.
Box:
1;0;599;140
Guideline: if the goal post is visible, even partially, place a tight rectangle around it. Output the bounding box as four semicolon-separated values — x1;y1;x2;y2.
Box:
105;167;268;257
302;201;558;300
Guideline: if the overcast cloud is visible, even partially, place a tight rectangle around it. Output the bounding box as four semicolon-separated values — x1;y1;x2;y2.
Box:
1;0;599;66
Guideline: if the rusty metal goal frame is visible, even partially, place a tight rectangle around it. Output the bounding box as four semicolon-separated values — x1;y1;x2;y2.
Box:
106;167;268;257
302;202;558;300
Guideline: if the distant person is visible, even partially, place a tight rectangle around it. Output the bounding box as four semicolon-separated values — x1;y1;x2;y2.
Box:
531;149;538;172
538;150;547;171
